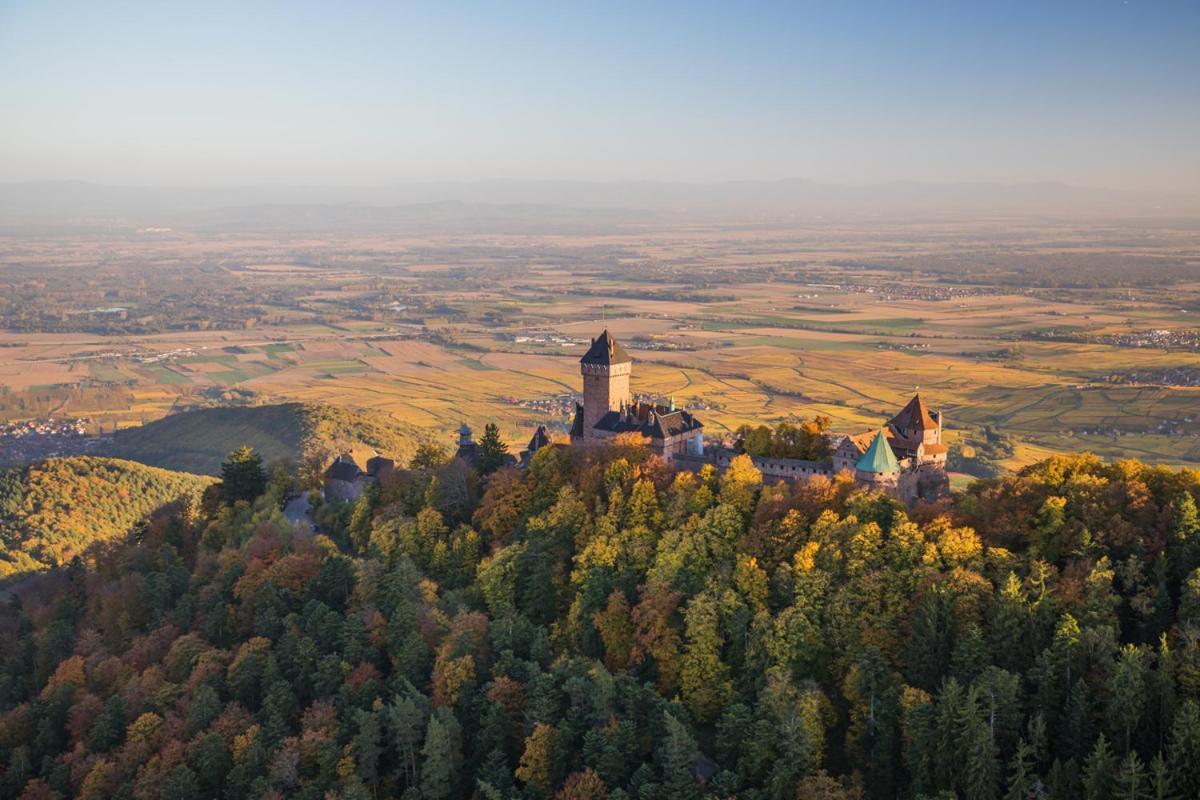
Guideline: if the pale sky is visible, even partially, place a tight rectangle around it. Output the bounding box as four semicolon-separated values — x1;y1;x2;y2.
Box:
0;0;1197;192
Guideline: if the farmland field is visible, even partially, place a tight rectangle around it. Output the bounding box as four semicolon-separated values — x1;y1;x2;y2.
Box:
0;215;1198;473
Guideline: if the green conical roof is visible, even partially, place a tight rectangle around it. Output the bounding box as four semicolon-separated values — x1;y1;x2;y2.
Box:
855;429;900;474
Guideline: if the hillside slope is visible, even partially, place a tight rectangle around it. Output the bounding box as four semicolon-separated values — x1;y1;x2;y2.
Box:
103;402;424;480
0;456;213;579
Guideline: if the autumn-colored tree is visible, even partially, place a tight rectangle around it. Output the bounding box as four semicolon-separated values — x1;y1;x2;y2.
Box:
629;582;684;693
593;590;634;671
556;768;609;800
516;723;559;795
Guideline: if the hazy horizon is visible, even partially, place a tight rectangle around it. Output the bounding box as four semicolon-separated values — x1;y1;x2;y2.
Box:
2;0;1198;194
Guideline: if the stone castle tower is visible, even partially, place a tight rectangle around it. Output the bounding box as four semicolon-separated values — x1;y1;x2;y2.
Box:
579;329;632;439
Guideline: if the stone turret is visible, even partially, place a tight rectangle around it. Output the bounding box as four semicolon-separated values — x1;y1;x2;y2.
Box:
455;422;479;463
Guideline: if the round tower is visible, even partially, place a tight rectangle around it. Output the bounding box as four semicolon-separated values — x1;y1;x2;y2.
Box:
854;428;901;491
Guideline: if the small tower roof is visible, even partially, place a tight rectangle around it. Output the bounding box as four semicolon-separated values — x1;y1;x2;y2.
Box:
580;329;632;366
856;429;900;474
527;425;550;452
890;393;937;433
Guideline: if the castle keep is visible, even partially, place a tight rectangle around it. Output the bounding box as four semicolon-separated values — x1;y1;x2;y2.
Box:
569;330;705;462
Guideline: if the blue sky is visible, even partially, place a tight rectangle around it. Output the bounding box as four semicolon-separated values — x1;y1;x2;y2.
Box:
0;0;1196;190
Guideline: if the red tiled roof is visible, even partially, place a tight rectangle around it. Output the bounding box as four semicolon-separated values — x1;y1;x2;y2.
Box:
890;393;937;433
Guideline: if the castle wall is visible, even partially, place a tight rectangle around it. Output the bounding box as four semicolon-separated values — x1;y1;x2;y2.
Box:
674;446;948;506
677;447;835;481
898;464;950;505
324;476;366;503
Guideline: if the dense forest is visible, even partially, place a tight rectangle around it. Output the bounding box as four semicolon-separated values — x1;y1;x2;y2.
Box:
3;440;1200;799
0;457;213;580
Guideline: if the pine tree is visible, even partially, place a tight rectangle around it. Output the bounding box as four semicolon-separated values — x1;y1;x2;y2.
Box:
219;445;267;504
388;692;427;790
933;678;964;790
1107;644;1148;754
1167;700;1200;799
354;708;383;791
476;423;510;476
420;708;463;800
906;586;954;692
958;687;1000;800
990;573;1032;674
1082;734;1115;800
658;713;701;800
1147;753;1173;800
1064;678;1097;762
1005;739;1035;800
1150;635;1176;754
1114;750;1148;800
1170;492;1200;583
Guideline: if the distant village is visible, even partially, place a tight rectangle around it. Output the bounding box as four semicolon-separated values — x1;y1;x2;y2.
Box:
1098;329;1200;351
0;417;107;465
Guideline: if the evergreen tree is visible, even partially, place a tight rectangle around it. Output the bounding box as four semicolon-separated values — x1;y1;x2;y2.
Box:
1005;739;1035;800
1107;644;1147;754
907;586;955;692
658;713;701;800
476;423;510;476
1082;734;1115;800
354;708;383;792
1169;492;1200;583
1114;751;1148;800
420;708;463;800
388;692;427;791
219;446;267;504
1147;753;1173;800
1167;700;1200;799
958;687;1000;800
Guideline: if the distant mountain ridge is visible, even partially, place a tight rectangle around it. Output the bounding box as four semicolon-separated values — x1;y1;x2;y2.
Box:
3;178;1196;228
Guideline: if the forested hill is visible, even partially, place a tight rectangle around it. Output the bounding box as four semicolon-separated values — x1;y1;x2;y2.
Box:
0;456;213;581
4;446;1200;799
103;402;424;480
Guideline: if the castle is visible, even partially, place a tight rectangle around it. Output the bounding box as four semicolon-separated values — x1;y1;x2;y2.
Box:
330;328;951;505
568;330;705;460
567;329;949;504
322;452;395;502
